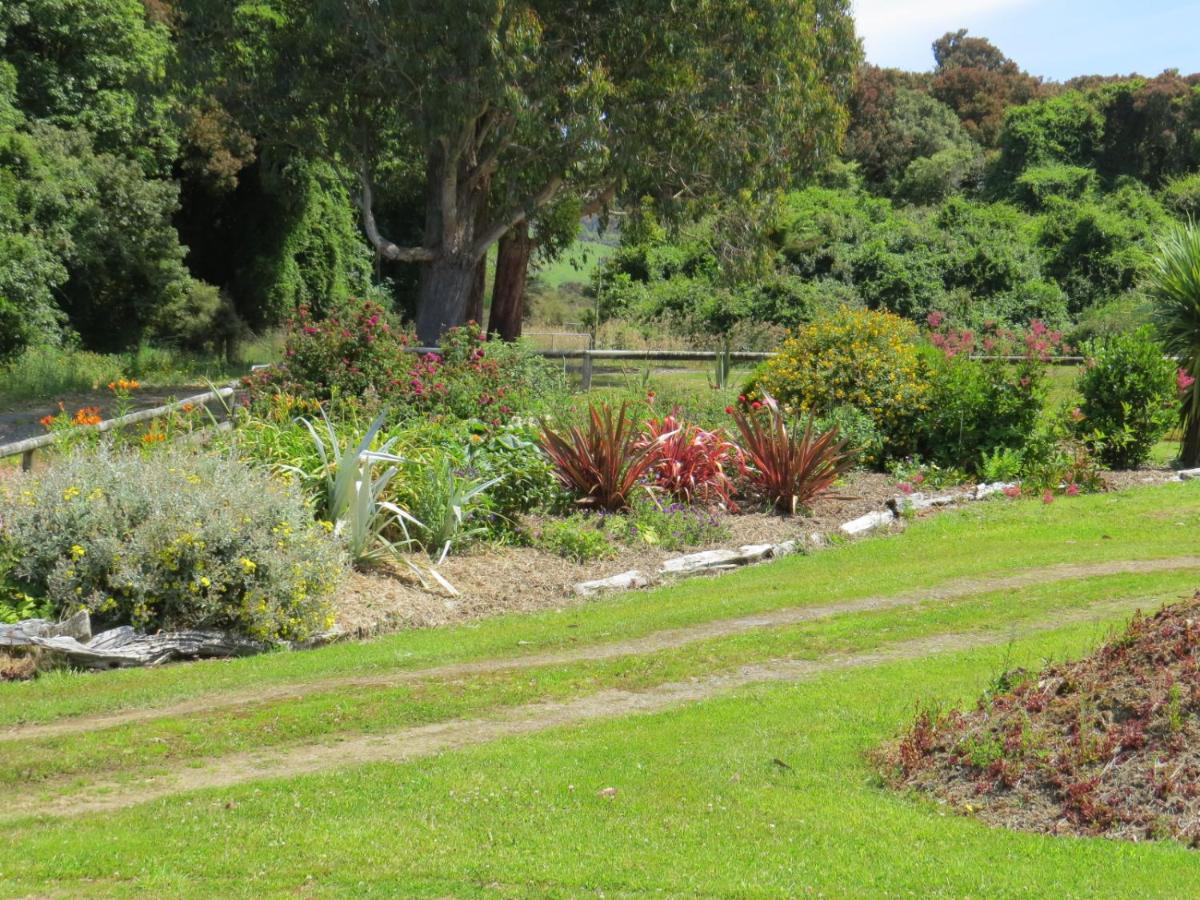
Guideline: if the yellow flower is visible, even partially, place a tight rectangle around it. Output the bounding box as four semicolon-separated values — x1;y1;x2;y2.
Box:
70;544;86;560
240;557;257;574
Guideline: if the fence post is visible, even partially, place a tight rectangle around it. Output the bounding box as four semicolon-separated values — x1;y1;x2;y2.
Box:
21;449;33;472
580;351;593;391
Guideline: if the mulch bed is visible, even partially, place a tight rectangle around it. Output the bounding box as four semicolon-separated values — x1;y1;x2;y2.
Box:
334;471;899;635
877;592;1200;846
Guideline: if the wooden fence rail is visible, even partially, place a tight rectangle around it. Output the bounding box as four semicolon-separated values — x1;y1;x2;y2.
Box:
0;384;235;470
0;349;1099;465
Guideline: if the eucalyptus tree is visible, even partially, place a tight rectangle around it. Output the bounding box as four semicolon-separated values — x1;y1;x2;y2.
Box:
181;0;859;343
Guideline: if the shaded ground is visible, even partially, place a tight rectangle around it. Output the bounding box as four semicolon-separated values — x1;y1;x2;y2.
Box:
880;592;1200;845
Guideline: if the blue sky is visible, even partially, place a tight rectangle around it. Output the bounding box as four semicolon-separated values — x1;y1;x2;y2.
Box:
854;0;1200;80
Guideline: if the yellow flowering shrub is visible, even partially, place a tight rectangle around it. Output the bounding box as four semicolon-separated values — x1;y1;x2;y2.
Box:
754;306;929;457
0;447;344;641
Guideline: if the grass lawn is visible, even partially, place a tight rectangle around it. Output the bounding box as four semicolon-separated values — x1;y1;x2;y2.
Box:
3;482;1200;895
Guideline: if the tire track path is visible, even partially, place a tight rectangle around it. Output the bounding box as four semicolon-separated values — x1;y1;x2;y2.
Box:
2;591;1161;821
5;556;1198;743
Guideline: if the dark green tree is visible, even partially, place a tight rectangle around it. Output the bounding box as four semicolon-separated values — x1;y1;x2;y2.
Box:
181;0;859;343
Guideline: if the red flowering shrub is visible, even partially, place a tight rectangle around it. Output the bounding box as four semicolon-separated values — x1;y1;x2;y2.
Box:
247;298;410;402
248;300;565;424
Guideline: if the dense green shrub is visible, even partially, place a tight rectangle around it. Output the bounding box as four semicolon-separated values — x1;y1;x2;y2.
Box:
1160;173;1200;220
0;447;344;640
1074;328;1176;469
1012;164;1096;211
813;405;884;468
916;349;1045;472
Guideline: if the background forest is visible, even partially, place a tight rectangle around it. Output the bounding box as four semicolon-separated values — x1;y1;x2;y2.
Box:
0;3;1197;363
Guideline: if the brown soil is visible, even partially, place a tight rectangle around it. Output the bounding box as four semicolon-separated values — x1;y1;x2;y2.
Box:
1;591;1161;822
879;592;1200;845
334;471;900;635
7;556;1198;745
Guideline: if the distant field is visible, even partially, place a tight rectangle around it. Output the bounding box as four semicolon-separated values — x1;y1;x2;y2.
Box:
530;238;614;290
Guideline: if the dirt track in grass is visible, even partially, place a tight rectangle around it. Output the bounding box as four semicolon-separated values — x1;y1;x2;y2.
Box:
2;591;1176;822
4;557;1199;748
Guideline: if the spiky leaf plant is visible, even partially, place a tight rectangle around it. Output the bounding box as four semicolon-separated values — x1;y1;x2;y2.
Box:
1148;222;1200;465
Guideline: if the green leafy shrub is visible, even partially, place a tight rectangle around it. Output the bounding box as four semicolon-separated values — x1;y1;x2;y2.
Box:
754;306;928;458
463;425;566;519
532;515;618;562
0;447;344;641
917;352;1044;472
813;405;884;469
1075;329;1177;469
1160;173;1200;220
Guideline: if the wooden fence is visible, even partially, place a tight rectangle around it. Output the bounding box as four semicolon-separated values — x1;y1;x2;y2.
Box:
0;350;1093;466
0;384;235;471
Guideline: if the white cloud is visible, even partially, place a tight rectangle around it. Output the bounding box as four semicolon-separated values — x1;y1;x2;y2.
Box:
853;0;1037;69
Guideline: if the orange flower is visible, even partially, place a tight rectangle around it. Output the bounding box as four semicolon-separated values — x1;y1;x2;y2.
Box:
141;431;166;445
108;378;140;392
180;402;195;414
39;414;55;428
72;406;102;426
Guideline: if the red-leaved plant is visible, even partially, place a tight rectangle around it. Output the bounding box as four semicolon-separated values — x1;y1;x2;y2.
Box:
730;392;854;515
636;412;743;510
538;402;659;511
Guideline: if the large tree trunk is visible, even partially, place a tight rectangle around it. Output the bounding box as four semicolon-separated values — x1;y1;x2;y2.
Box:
488;221;532;341
415;258;478;345
465;255;486;326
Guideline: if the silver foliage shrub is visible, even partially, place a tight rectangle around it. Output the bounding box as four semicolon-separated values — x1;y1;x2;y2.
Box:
0;447;344;641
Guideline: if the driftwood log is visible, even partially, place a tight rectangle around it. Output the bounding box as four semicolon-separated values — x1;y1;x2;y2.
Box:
0;611;265;669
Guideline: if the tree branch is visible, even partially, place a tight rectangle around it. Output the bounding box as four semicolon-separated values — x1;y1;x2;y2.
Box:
357;171;434;263
470;176;564;260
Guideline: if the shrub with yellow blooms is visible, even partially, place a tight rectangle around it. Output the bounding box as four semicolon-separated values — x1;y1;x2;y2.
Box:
753;306;928;458
0;447;344;641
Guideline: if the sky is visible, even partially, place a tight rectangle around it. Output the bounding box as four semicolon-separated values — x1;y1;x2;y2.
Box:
853;0;1200;81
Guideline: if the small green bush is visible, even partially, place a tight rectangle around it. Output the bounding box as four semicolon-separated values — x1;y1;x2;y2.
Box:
1074;328;1177;469
533;515;618;562
916;350;1044;473
0;447;344;640
813;405;884;469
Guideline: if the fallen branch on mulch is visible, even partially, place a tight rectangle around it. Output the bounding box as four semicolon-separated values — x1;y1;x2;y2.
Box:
877;592;1200;846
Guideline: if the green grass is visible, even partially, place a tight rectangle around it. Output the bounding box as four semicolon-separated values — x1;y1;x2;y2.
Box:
3;483;1200;894
532;238;614;291
5;616;1200;895
6;482;1198;730
0;335;282;409
4;567;1192;791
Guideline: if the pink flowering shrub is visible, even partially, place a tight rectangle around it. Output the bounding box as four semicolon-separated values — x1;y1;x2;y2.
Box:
247;298;410;403
916;314;1058;472
247;299;565;425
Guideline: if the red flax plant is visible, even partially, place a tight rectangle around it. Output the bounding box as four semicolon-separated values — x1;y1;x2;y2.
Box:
538;402;659;512
730;393;853;515
636;412;743;510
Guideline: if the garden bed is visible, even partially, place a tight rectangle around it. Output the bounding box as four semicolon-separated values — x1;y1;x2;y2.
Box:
334;471;898;634
877;591;1200;845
